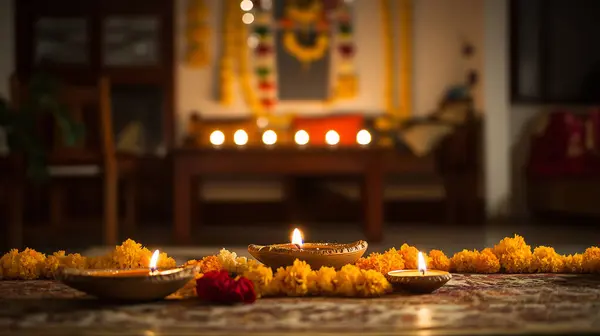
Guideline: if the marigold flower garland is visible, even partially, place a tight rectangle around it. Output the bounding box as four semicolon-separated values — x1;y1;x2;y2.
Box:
2;235;600;302
330;0;358;101
185;0;210;68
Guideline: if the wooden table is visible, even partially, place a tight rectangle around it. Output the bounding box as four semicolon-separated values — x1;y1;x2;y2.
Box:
172;147;419;245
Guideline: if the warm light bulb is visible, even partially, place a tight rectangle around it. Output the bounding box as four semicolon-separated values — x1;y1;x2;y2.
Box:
291;228;303;247
233;129;248;146
325;130;340;146
240;0;254;11
242;13;255;24
356;129;372;145
294;130;309;145
418;252;427;273
209;130;225;146
247;34;259;49
262;129;277;145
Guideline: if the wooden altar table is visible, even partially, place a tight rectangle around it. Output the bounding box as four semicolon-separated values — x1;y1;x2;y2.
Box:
172;148;436;245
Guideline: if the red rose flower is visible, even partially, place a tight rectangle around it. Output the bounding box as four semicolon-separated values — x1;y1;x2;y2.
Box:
196;270;256;304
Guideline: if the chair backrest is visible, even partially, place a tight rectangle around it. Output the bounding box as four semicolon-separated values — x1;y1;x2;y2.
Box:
9;75;116;166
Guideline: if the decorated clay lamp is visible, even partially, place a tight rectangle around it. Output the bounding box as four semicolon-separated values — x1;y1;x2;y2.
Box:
386;251;452;294
58;250;198;302
248;228;367;270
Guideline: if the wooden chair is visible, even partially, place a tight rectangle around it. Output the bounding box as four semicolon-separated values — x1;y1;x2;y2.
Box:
9;75;119;246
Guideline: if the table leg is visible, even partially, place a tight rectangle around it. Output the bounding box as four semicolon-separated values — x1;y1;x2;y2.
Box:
123;176;137;237
8;182;23;249
361;168;384;242
173;160;192;245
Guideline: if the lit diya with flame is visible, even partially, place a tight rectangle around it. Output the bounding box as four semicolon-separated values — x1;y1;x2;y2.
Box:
386;251;452;294
248;228;368;270
58;250;198;302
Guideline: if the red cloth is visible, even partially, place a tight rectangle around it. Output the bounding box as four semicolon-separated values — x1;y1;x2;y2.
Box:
527;111;591;177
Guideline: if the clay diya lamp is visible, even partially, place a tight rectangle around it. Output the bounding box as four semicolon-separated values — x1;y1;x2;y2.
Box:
58;250;198;302
248;228;368;270
386;251;452;294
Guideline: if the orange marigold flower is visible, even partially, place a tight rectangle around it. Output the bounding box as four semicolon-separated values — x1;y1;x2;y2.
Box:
492;234;532;273
563;253;584;273
582;246;600;273
530;246;563;273
450;249;478;273
399;244;420;269
197;256;223;273
474;248;500;274
428;249;450;271
356;249;404;274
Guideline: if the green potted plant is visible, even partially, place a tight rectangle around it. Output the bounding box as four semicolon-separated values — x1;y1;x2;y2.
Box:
0;74;84;180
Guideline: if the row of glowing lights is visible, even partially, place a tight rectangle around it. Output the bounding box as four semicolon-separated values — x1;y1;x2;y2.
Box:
209;129;372;146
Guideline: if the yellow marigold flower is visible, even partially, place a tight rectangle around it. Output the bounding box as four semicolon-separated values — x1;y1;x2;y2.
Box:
0;249;21;279
428;249;450;271
307;266;337;295
354;269;392;297
399;244;420;269
216;248;238;273
530;246;563;273
450;249;478;273
492;234;532;273
242;262;273;298
44;251;66;279
475;248;501;274
563;253;584;273
269;259;312;297
335;264;362;297
86;256;111;270
197;256;223;273
355;248;404;274
583;246;600;273
5;248;47;280
158;252;177;269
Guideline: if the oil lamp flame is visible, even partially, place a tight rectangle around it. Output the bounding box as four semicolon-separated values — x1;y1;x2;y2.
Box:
291;228;303;247
149;250;160;273
418;251;426;275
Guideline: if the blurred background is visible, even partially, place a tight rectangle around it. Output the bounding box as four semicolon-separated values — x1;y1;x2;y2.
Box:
0;0;598;259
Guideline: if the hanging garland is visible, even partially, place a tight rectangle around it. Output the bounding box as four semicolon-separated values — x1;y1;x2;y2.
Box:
284;0;323;26
185;0;210;68
252;4;278;112
282;31;329;67
331;1;358;100
398;0;413;120
218;0;238;105
281;0;329;68
237;4;264;117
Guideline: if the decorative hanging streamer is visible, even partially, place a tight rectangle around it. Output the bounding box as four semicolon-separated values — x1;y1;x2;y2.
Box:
219;0;241;105
252;3;278;114
237;4;265;118
398;0;413;120
185;0;210;68
380;0;394;116
331;0;358;101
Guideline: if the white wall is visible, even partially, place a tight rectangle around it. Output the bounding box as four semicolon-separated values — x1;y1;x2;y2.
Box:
0;0;504;206
483;0;510;217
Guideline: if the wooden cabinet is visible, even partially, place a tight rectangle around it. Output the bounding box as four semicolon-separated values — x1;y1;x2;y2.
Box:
15;0;175;149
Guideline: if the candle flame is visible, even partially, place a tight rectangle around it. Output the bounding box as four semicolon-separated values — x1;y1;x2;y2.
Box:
291;228;303;247
149;249;160;271
418;251;426;274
